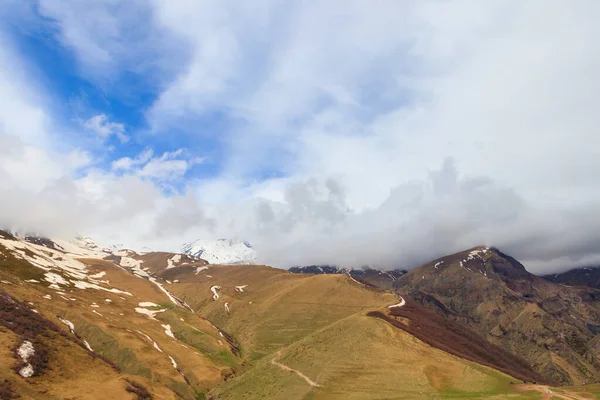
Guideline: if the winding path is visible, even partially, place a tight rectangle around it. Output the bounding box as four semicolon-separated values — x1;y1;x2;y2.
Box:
271;350;322;387
515;384;588;400
388;296;405;309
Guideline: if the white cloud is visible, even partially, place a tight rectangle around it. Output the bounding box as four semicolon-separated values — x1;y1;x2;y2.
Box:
112;148;153;171
83;114;128;143
112;148;203;181
2;1;600;273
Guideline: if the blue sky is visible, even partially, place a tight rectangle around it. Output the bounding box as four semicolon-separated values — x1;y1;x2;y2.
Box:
1;1;600;272
2;3;213;184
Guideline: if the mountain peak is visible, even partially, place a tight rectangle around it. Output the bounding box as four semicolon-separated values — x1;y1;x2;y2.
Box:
542;264;600;288
181;238;257;264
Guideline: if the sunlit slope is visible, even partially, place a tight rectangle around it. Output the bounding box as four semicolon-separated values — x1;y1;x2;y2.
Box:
210;313;538;400
0;238;240;399
164;265;397;359
0;326;179;400
3;233;597;400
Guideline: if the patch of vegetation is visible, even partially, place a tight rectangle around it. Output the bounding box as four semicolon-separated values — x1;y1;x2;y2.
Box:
74;320;150;377
208;351;239;368
0;290;66;377
0;292;62;339
0;379;16;400
0;247;46;282
565;332;588;356
166;378;197;400
173;327;219;355
12;338;50;378
125;379;152;400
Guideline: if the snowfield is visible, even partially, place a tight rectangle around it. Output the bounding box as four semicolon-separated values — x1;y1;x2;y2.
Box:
210;285;221;300
182;239;257;264
166;254;182;269
139;302;160;307
135;307;166;320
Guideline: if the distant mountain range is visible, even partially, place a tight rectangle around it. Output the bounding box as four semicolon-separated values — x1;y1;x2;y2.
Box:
2;229;600;397
181;238;257;264
289;265;407;290
543;266;600;289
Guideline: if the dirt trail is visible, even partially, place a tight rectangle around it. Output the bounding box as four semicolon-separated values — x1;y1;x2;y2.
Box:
515;384;589;400
346;273;364;286
388;296;405;309
271;350;322;387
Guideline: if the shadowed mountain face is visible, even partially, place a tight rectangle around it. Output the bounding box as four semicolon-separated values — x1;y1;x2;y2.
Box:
367;298;546;384
393;246;600;385
543;266;600;289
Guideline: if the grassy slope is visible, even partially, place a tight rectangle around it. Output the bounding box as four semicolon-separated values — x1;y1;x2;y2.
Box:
167;266;590;399
1;240;598;399
211;312;545;399
0;246;239;399
167;265;398;359
0;306;177;400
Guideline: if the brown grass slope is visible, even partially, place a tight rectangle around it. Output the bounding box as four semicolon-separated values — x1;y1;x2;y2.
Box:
0;238;241;399
160;264;399;360
395;246;600;385
368;297;546;384
3;233;598;398
0;288;173;399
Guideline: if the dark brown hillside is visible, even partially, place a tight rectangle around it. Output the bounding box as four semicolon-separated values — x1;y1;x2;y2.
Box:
368;297;547;384
394;246;600;385
543;266;600;289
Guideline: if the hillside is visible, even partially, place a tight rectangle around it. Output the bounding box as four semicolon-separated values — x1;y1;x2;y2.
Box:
394;246;600;385
288;266;406;290
0;232;596;398
0;231;239;399
543;266;600;289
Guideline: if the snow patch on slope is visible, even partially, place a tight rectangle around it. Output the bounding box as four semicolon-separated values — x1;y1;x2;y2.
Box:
135;307;166;320
166;254;181;269
162;324;175;339
182;239;256;264
210;286;221;301
17;342;36;378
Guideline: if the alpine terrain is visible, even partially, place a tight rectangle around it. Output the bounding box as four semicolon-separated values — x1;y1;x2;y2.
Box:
0;231;597;399
181;239;257;265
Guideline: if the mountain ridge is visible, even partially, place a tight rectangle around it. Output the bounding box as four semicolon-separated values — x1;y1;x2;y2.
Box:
1;230;598;398
543;265;600;289
392;246;600;385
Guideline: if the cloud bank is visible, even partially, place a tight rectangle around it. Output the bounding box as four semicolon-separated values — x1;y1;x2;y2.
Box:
1;1;600;273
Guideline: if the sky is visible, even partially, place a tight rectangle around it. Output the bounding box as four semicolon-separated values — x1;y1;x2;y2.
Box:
0;1;599;273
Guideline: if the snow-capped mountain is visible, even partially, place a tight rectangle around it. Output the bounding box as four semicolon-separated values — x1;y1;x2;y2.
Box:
181;239;257;264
